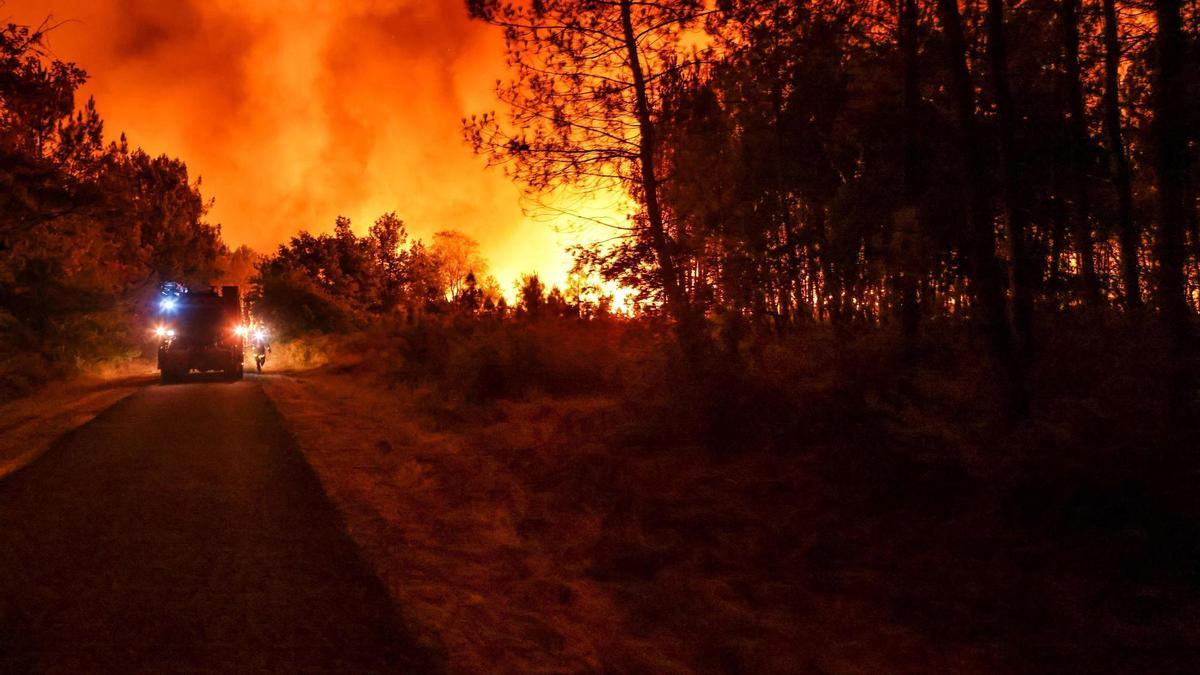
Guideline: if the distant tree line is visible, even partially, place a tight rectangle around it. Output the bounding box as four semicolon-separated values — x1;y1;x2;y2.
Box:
0;20;244;390
249;215;598;337
466;0;1200;420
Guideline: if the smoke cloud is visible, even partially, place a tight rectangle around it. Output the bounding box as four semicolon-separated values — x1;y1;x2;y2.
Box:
14;0;585;287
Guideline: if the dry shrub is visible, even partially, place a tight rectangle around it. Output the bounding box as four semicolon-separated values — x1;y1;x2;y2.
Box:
0;307;147;402
0;354;65;401
376;316;637;402
268;333;340;371
288;310;1180;465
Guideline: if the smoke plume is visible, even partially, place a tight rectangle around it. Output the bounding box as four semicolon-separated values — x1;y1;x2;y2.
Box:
14;0;584;286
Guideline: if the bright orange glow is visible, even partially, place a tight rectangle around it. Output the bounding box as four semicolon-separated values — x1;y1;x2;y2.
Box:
16;0;621;289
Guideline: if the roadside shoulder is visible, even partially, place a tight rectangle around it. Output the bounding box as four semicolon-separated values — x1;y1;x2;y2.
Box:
0;374;152;480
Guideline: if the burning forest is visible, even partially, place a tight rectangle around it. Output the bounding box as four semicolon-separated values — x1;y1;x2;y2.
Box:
2;0;1200;672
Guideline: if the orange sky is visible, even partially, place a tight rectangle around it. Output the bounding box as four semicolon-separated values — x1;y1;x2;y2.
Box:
13;0;616;289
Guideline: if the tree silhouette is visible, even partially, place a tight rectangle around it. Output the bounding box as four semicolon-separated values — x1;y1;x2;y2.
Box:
465;0;712;345
1151;0;1196;424
0;19;225;378
432;230;487;301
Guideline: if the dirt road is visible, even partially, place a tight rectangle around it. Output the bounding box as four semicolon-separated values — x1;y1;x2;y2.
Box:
0;378;439;674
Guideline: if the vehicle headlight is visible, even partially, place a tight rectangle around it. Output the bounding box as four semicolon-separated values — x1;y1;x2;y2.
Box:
253;329;266;342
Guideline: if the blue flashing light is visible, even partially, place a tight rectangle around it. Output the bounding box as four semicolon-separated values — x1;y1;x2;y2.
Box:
159;297;178;312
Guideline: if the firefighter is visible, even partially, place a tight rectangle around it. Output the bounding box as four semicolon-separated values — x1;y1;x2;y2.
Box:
251;327;271;373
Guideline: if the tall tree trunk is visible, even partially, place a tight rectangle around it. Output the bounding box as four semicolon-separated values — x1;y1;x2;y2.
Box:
618;0;692;340
1062;0;1101;304
936;0;1029;419
985;0;1035;353
1102;0;1140;308
780;214;801;327
894;0;923;356
1048;163;1069;306
1152;0;1196;426
772;83;800;330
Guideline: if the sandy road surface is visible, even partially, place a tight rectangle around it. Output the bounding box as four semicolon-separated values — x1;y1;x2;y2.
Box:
0;377;439;674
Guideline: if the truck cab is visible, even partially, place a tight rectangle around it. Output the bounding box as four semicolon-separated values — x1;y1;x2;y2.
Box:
155;284;245;383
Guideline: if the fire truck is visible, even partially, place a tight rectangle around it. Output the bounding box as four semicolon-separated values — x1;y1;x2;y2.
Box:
154;283;245;383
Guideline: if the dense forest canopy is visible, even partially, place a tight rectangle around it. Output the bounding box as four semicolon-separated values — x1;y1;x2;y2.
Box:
466;0;1200;421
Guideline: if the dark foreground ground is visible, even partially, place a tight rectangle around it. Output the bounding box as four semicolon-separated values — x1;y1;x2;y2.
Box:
256;323;1200;674
2;335;1199;673
0;378;439;674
